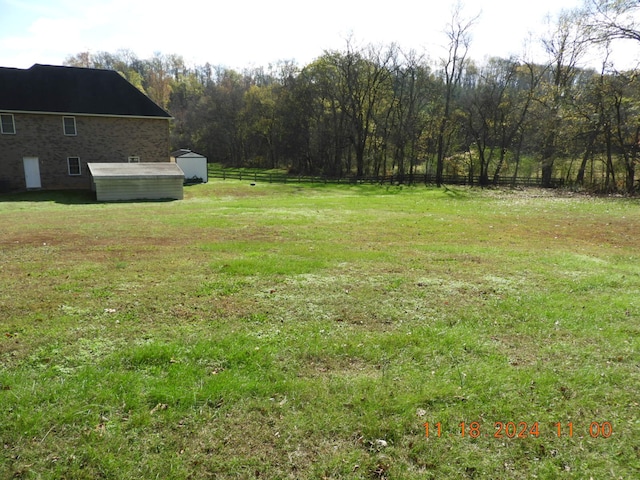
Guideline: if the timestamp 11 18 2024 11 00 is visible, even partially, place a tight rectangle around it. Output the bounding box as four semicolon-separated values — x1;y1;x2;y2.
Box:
424;422;613;439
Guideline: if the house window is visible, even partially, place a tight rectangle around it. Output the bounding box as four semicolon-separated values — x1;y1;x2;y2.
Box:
63;116;77;136
128;156;140;163
1;114;15;134
67;157;81;176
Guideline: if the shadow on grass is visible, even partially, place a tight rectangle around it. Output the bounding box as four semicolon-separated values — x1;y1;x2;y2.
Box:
442;186;470;198
0;190;181;205
0;189;97;204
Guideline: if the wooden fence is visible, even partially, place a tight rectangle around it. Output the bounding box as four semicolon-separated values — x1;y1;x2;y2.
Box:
208;169;564;188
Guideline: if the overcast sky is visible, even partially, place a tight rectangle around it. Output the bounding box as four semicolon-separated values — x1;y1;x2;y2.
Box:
0;0;638;70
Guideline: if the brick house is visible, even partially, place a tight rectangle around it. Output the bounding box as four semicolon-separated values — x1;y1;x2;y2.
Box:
0;64;171;192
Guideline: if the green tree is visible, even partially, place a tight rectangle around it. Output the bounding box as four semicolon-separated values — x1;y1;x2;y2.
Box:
609;71;640;192
64;49;147;94
168;70;205;150
330;41;397;178
388;50;437;181
299;55;351;176
240;84;281;168
537;11;589;187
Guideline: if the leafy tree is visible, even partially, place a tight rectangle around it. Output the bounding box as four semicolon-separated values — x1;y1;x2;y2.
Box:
240;84;281;168
572;58;610;187
388;50;437;181
64;49;147;94
142;53;174;110
609;71;640;192
537;11;589;187
328;41;397;177
299;55;351;176
168;70;205;150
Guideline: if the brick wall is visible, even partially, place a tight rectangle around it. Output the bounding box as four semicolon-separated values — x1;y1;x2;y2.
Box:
0;113;170;192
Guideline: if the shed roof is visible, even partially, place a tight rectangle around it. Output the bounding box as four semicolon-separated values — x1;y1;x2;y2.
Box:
175;152;207;159
0;64;171;118
171;149;192;157
171;149;207;159
88;162;184;179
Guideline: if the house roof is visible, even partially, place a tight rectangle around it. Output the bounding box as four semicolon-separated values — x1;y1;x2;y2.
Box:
88;163;184;179
0;64;171;118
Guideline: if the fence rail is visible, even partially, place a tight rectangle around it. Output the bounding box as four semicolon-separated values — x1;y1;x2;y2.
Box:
208;169;564;188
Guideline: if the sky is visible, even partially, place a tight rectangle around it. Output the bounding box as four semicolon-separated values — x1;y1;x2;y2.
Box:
0;0;638;71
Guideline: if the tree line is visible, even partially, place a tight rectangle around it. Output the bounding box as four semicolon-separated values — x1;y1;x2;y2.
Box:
65;0;640;193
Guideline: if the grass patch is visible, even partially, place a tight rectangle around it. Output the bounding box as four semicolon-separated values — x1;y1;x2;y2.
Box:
1;182;639;478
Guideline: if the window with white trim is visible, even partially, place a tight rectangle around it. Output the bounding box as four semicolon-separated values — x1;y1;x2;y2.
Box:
63;116;77;136
128;156;140;163
1;114;15;134
67;157;81;176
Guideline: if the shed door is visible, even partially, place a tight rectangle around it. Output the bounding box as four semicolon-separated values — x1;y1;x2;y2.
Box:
23;157;41;189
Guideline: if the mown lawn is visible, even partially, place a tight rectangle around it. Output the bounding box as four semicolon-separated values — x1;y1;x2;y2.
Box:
1;182;639;479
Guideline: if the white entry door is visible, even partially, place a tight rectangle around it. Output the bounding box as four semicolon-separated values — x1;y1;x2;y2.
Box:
23;157;41;189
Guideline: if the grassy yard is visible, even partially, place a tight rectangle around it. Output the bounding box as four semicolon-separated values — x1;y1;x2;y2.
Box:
1;182;639;479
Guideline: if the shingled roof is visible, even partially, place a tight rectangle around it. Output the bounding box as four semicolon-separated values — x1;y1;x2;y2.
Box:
0;64;171;118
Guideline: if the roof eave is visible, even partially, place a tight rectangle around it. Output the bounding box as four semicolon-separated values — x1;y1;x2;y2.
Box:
0;109;172;120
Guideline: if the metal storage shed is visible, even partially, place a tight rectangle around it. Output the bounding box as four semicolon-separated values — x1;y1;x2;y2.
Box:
171;149;208;183
88;162;184;201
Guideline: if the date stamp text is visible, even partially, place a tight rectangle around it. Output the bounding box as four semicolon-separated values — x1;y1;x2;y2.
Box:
424;421;613;439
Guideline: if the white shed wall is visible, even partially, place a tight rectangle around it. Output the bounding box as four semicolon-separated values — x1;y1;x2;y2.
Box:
176;157;208;183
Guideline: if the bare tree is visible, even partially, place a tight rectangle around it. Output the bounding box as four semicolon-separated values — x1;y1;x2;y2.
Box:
582;0;640;43
435;3;479;186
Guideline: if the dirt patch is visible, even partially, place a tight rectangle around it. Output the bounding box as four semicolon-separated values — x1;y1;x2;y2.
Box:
297;354;381;379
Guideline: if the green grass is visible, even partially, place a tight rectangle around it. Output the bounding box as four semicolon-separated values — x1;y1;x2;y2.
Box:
1;182;639;479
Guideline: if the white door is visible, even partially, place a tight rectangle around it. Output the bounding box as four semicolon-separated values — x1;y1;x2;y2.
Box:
23;157;41;189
